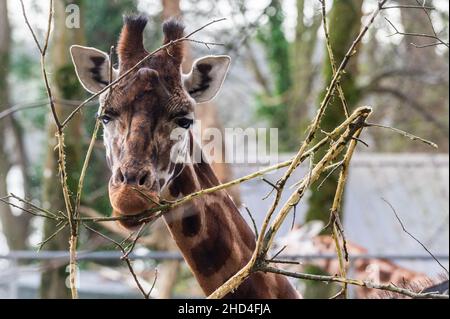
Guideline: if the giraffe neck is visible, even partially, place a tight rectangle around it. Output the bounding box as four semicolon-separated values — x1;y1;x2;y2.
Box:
162;138;299;298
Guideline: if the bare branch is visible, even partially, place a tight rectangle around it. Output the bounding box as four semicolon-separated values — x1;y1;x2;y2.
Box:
83;223;154;299
414;0;438;37
243;204;259;240
260;265;449;299
319;0;350;118
19;0;43;54
366;122;438;148
364;86;449;135
382;5;435;11
382;198;449;275
385;17;449;48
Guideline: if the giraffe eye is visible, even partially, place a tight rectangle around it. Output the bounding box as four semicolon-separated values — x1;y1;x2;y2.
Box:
176;118;193;129
99;115;112;125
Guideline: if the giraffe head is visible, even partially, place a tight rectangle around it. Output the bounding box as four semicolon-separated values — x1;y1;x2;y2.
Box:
70;16;230;228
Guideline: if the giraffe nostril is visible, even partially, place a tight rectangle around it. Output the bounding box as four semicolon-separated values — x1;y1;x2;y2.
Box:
138;172;148;186
117;169;125;184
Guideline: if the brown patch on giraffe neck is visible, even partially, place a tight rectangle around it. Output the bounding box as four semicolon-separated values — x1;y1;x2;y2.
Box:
168;164;196;198
190;202;232;277
181;203;202;237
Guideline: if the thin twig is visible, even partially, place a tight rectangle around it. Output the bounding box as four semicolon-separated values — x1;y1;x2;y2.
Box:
261;178;279;200
268;245;287;262
0;99;98;121
382;5;435;11
316;161;343;190
122;222;149;259
38;222;69;251
19;0;43;54
385;17;449;48
20;0;78;298
319;0;350;118
366;123;438;148
266;259;301;265
243;204;259;239
381;198;449;275
328;126;364;298
414;0;437;37
0;196;60;220
83;223;153;299
8;193;60;219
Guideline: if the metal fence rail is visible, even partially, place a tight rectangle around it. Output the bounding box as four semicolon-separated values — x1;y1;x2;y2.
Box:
0;250;448;261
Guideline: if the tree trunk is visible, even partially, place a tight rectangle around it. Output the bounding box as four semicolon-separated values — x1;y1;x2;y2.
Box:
40;0;86;299
287;0;321;144
256;0;299;151
305;0;363;226
0;0;31;251
0;0;14;247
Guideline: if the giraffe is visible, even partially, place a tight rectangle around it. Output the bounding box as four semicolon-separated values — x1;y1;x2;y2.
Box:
277;221;435;298
70;15;299;299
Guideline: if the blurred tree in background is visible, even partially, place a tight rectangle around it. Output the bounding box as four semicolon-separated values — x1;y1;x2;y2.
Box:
256;0;293;151
0;0;32;252
287;0;321;147
0;1;12;247
85;0;138;51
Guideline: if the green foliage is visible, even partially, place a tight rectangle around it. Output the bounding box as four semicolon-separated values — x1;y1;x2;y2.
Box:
85;0;138;52
28;157;44;200
258;1;292;95
55;64;85;100
10;50;39;80
256;0;293;151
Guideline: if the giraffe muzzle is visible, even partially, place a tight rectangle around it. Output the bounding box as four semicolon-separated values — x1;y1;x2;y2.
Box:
109;177;161;229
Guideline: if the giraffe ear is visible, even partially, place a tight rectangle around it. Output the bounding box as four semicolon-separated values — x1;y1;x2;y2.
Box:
183;55;231;104
70;45;118;94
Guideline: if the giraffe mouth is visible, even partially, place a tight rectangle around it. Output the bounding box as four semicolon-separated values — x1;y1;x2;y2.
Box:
112;209;159;229
109;184;161;229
